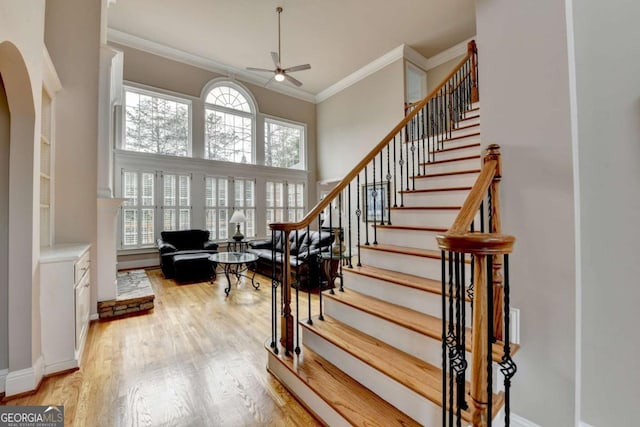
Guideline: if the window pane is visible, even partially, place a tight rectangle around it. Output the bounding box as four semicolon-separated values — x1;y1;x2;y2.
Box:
123;209;138;246
124;88;189;156
164;209;176;231
218;209;228;239
206;209;217;237
141;173;154;206
264;120;304;169
141;209;154;245
205;109;252;163
164;175;176;206
179;209;190;230
205;86;251;113
179;175;190;206
206;177;215;207
123;172;137;206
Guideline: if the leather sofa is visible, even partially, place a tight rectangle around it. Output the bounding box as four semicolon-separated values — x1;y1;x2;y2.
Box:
156;230;219;280
247;230;333;287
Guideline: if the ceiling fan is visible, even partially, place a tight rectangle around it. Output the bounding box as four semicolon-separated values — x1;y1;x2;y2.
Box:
246;6;311;87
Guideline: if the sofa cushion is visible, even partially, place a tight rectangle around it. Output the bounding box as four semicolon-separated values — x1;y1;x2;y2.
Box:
161;229;210;250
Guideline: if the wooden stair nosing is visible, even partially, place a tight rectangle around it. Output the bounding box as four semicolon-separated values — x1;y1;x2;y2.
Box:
419;154;481;167
359;244;471;263
324;290;517;362
374;224;448;233
443;132;481;143
302;315;503;423
390;205;461;211
414;169;480;179
458;113;480;123
399;186;472;194
266;341;421;427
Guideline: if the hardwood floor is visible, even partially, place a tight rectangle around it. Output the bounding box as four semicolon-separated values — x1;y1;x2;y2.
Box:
2;268;322;427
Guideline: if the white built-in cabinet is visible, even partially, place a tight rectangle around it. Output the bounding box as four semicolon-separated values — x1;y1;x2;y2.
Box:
40;244;91;374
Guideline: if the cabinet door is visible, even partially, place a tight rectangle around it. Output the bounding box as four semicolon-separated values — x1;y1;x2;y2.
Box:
75;275;90;350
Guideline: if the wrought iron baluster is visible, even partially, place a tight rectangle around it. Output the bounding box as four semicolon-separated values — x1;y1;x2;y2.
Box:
271;229;279;354
347;183;353;269
393;136;398;208
294;229;301;354
379;152;385;226
405;125;410;191
356;174;362;266
500;254;516;426
386;143;392;225
364;166;370;245
398;135;405;207
441;250;448;426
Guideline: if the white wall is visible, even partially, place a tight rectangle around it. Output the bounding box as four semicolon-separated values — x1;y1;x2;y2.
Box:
474;0;577;425
569;0;640;425
316;60;405;182
45;0;101;316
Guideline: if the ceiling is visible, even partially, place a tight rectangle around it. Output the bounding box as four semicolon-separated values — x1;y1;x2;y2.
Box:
107;0;476;97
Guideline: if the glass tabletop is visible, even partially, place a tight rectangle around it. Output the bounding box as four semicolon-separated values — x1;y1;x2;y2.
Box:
209;251;258;264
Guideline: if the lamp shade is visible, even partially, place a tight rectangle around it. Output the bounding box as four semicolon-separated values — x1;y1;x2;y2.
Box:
229;210;246;224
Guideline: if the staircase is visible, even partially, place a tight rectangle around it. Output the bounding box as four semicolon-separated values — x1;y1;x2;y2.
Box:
266;42;518;427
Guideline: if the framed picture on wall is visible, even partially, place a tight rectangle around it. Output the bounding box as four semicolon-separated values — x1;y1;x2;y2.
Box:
362;182;388;222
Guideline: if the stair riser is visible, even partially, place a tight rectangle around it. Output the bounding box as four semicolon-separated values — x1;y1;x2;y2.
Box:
374;228;443;251
303;328;447;426
388;209;459;228
267;352;351;427
399;190;469;208
342;270;472;327
434;144;482;162
455;115;480;127
413;173;478;190
423;158;481;175
442;134;482;150
359;249;471;280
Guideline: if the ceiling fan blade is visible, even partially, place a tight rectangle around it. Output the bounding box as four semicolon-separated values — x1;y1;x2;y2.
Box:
264;75;276;87
283;64;311;73
246;67;275;73
284;73;303;87
271;51;280;68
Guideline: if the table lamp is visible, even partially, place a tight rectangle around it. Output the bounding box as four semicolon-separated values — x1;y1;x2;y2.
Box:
229;210;246;241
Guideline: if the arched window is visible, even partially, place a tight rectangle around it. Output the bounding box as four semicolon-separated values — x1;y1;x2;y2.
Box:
204;83;255;163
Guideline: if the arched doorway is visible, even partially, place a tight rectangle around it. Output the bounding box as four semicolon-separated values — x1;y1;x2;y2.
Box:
0;40;38;395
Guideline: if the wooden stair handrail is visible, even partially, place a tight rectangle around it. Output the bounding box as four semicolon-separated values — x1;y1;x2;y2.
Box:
270;40;478;233
448;144;500;234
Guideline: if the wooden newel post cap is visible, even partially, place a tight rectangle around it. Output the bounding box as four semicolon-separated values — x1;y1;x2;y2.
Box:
436;232;515;255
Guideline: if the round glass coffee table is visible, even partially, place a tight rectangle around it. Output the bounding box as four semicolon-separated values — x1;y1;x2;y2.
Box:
209;252;259;296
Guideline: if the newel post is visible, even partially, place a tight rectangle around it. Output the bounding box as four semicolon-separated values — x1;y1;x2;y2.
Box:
280;230;294;354
468;40;479;103
485;144;504;341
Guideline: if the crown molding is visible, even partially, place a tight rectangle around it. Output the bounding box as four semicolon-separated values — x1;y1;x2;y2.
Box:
107;28;316;103
424;36;476;70
315;44;406;103
403;45;430;71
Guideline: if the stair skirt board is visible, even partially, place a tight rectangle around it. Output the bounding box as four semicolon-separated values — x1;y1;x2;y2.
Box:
302;328;448;426
342;270;472;327
359;248;472;279
373;228;443;251
398;189;470;208
386;209;460;228
266;350;352;427
412;173;478;190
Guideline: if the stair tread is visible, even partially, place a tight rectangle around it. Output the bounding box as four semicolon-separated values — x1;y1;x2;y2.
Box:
325;289;516;361
359;243;457;261
375;224;448;232
400;186;472;194
303;315;504;422
435;142;481;154
444;132;480;143
266;342;420;427
459;113;480;123
390;205;460;211
415;169;480;179
421;154;481;166
345;264;443;295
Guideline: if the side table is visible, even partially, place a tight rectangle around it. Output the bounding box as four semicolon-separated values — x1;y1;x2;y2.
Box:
319;252;350;292
226;239;251;252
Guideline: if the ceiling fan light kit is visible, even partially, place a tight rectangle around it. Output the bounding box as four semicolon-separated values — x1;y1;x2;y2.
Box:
246;6;311;87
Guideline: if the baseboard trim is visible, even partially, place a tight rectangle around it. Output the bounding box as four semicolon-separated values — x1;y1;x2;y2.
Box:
512;413;543;427
4;355;44;397
117;259;159;270
44;359;78;376
580;422;595;427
